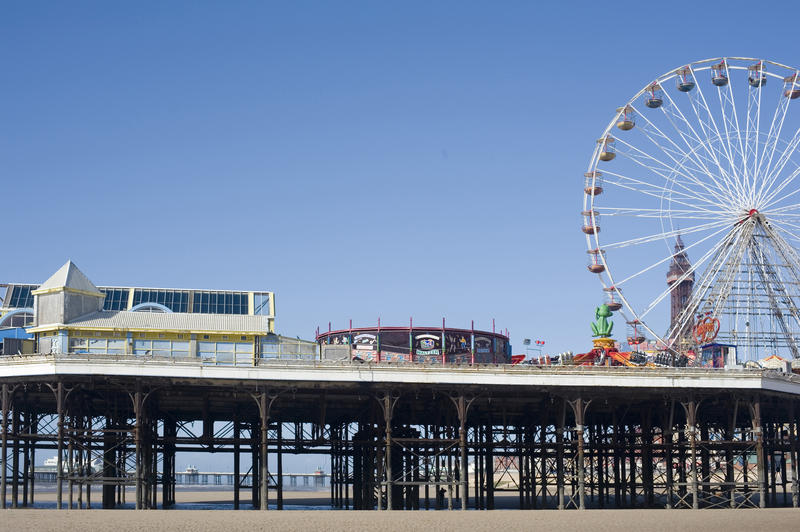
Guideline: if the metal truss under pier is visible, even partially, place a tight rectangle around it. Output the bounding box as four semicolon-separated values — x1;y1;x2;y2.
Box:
1;355;800;510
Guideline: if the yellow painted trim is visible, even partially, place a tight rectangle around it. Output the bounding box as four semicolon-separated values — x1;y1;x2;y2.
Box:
26;324;66;333
270;293;276;319
248;292;255;316
70;330;125;339
195;334;257;342
129;331;191;340
31;286;104;298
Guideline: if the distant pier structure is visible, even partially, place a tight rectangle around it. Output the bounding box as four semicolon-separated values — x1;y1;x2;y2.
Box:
30;465;330;490
1;262;800;511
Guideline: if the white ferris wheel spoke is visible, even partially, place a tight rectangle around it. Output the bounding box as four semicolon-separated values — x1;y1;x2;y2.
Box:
768;216;800;233
665;223;750;336
613;138;731;210
764;128;800;184
754;75;795;202
719;62;751;192
601;169;728;212
766;205;800;227
711;224;754;318
640;224;743;321
658;89;744;200
743;63;766;203
632;112;736;202
769;200;800;214
673;75;745;199
603;219;730;250
758;126;800;204
612;223;734;288
713;63;747;188
761;160;800;208
635;100;733;190
764;180;800;212
766;219;800;238
595;206;727;220
678;66;750;199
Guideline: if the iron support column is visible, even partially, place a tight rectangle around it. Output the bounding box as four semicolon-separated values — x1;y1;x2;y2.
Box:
277;423;283;510
556;402;565;510
792;403;799;508
1;383;7;510
458;396;468;511
134;386;143;510
11;405;19;508
233;416;240;510
789;403;800;508
102;414;116;508
56;382;64;510
569;397;588;510
259;392;269;511
752;400;766;508
665;402;675;509
684;399;699;509
483;422;495;510
22;407;30;508
383;395;393;510
27;409;36;508
86;415;92;509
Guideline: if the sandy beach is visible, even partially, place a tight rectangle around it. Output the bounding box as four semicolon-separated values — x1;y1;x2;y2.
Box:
1;490;798;531
16;488;333;510
1;506;798;532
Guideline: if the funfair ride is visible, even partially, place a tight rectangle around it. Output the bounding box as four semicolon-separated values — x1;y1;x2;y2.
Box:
584;57;800;362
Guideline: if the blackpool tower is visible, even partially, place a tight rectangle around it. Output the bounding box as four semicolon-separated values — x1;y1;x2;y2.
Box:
667;235;694;348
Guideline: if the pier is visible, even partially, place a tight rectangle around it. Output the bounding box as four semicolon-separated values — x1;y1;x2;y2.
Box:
1;354;799;510
30;468;329;490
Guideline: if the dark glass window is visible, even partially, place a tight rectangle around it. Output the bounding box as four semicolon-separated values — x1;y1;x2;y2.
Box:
8;286;35;308
132;289;189;313
0;311;33;327
101;288;129;311
233;293;246;314
192;291;248;314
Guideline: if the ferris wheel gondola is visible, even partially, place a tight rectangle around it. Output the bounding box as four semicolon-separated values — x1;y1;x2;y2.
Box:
603;286;623;311
583;57;800;362
644;83;664;109
676;66;696;93
711;60;729;87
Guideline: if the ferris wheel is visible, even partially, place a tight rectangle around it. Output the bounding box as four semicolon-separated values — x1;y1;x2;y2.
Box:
584;57;800;362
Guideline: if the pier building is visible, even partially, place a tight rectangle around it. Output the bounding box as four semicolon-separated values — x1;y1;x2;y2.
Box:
0;261;316;363
317;324;511;365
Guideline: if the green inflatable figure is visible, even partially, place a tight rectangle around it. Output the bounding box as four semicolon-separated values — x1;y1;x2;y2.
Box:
591;304;614;338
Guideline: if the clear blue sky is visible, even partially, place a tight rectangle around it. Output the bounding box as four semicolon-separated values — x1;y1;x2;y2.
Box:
3;1;797;354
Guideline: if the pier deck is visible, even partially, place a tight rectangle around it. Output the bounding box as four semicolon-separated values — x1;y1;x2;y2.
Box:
1;354;799;510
